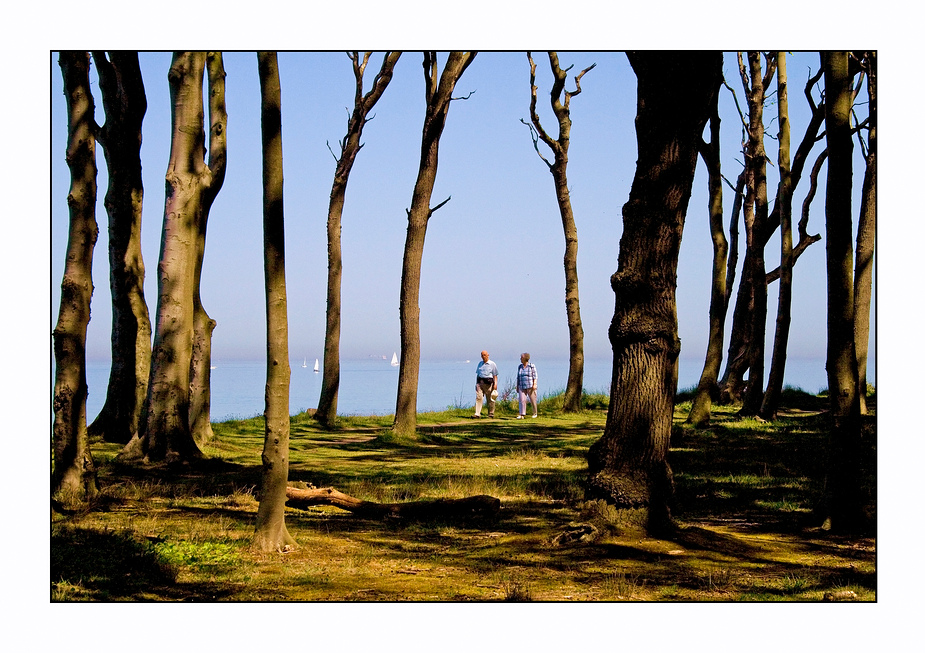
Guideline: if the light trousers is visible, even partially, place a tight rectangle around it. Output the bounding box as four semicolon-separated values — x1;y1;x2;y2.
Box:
518;387;537;416
475;379;495;416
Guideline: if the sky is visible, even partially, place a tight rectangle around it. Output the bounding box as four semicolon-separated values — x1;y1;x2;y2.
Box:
50;50;875;371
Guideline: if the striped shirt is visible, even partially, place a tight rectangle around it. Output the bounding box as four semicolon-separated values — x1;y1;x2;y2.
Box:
517;363;537;390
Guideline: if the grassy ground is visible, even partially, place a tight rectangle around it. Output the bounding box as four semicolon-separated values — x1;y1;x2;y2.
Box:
51;389;876;602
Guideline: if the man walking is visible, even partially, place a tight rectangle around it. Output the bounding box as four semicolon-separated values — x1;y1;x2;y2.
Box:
473;350;499;418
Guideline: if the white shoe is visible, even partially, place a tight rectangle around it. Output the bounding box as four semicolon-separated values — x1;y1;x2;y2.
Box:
532;414;538;418
517;415;524;419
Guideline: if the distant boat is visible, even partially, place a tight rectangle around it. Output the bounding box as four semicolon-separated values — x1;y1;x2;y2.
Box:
314;358;320;373
390;352;399;367
302;358;307;368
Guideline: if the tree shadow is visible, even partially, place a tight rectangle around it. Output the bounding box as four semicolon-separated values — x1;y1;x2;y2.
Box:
51;526;237;601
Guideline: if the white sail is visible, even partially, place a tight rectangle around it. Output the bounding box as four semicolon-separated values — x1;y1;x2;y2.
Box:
390;352;399;366
314;358;320;373
302;358;307;368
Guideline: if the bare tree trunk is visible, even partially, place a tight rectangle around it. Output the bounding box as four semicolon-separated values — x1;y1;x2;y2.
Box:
760;52;793;420
122;52;223;463
854;52;876;414
586;51;722;535
189;52;227;447
316;52;401;427
253;52;296;553
822;51;863;533
739;52;775;417
392;52;476;437
87;52;152;445
688;92;727;427
720;66;825;402
53;51;99;506
525;52;594;413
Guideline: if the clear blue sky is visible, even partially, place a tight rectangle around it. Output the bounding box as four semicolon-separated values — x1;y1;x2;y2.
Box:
50;51;874;370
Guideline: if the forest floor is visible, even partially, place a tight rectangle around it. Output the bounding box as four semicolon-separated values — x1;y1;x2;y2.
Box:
51;390;876;602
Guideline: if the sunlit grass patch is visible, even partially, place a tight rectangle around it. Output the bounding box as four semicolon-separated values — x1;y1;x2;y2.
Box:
154;540;243;573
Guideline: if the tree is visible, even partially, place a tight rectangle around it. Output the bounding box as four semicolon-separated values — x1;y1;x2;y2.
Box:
120;52;225;463
523;51;594;413
253;52;296;553
586;51;722;534
87;51;152;445
760;52;794;420
719;64;826;402
53;51;99;506
821;51;863;533
737;52;776;417
315;52;402;428
189;52;228;447
853;51;876;415
392;51;477;437
687;80;729;427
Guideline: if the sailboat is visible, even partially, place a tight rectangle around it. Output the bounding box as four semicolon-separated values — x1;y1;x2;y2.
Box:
314;358;320;373
390;352;399;367
302;358;307;368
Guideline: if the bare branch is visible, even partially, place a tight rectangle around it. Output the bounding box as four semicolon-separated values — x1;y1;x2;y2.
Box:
525;52;559;156
804;65;824;111
762;51;778;92
430;195;452;216
766;231;821;283
423;51;438;104
451;89;476;101
520;118;553;168
723;76;748;140
325;140;339;162
570;62;596;97
799;147;828;237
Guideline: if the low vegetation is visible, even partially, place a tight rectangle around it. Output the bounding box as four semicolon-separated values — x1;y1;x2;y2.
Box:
51;388;875;602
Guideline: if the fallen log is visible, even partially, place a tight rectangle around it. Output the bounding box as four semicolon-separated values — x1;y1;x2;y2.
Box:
285;486;501;521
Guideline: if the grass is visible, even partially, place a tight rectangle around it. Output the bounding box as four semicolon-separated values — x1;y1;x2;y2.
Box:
51;388;876;602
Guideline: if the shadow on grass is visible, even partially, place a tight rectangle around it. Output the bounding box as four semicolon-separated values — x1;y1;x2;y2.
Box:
51;526;236;601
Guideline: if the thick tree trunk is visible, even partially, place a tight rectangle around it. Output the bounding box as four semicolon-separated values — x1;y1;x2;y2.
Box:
122;52;223;463
822;51;863;533
316;52;401;427
688;96;727;427
760;52;793;420
87;52;152;446
53;51;99;506
854;52;876;415
253;52;296;553
285;486;500;520
393;52;476;436
586;51;722;535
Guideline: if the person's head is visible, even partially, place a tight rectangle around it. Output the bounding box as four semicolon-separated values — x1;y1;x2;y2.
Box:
521;352;530;363
481;350;489;362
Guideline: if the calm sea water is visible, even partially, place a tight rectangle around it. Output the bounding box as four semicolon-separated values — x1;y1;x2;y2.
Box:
77;356;851;422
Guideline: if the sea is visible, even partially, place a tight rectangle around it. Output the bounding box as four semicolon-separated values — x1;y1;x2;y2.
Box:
76;355;854;423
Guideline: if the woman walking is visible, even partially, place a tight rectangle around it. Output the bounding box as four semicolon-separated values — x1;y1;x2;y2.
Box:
516;353;538;419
